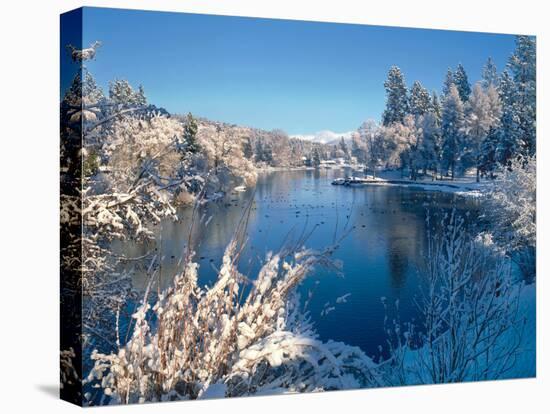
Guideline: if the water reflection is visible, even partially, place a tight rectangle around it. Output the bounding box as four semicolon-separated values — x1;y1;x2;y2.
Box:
114;169;480;357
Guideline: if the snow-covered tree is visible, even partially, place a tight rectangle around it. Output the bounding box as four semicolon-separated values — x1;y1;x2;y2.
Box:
382;66;409;126
384;213;525;385
481;57;499;90
379;115;418;176
242;136;254;159
430;91;442;121
350;131;367;164
442;68;455;97
409;81;431;118
358;120;382;177
508;35;536;157
254;138;274;165
312;147;321;167
454;63;471;103
464;83;502;181
181;112;199;154
108;79;147;106
338;136;350;160
441;85;465;179
496;71;520;165
135;85;147;105
418;111;441;177
478;126;500;178
488;156;536;278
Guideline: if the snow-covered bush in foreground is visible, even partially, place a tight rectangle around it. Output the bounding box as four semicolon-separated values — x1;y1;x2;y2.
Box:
381;213;529;385
86;231;381;404
488;156;536;278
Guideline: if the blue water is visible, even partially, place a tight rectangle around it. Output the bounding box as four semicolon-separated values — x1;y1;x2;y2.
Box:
121;169;480;359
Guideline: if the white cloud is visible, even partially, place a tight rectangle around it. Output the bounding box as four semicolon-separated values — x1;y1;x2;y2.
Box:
290;130;354;144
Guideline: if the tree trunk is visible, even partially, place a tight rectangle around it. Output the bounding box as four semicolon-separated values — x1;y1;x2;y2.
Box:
451;161;455;181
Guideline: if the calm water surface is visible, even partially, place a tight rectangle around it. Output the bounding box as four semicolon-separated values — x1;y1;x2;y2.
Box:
119;169;480;358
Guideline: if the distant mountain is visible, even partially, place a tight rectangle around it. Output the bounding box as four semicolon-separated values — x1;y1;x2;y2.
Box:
290;130;354;145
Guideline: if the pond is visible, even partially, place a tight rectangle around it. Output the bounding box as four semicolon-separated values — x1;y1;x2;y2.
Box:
117;168;481;359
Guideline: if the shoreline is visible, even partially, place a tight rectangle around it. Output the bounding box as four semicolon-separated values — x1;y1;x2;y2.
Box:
339;178;488;197
329;169;490;197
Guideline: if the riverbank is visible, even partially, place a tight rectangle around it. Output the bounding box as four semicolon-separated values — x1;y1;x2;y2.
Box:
333;170;490;197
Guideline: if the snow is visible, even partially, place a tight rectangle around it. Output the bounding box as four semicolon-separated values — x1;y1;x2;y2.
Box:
334;169;490;196
290;130;354;144
63;35;536;405
198;383;227;399
397;283;535;383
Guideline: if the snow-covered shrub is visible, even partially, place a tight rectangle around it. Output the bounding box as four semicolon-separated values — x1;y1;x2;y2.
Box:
382;212;527;385
487;156;536;278
196;122;257;188
86;233;381;404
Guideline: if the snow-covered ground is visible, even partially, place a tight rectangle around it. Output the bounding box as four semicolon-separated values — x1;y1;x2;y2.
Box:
349;170;490;197
398;283;536;383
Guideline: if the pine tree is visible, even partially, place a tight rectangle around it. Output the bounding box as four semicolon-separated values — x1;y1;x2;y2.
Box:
109;79;135;105
350;133;366;163
183;113;199;154
135;84;147;106
382;66;409;126
430;91;442;122
508;35;536;157
441;84;465;179
242;137;254;159
443;68;455;97
108;79;147;106
464;83;501;181
478;126;500;178
263;142;273;164
418;112;441;178
63;69;105;107
312;147;321;167
359;120;381;177
254;140;264;163
454;63;471;102
409;81;431;118
339;136;349;159
481;57;499;90
496;71;520;165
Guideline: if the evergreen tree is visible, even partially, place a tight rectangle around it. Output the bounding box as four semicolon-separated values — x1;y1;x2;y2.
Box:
359;120;381;177
481;57;499;90
242;137;254;159
382;66;409;126
443;68;455;96
109;79;135;104
63;69;105;107
312;147;321;167
135;84;147;106
441;84;465;179
418;112;441;177
108;79;147;106
263;142;273;164
350;134;366;163
254;140;264;163
409;81;431;118
478;126;500;178
496;71;520;165
508;35;536;157
464;83;501;181
454;63;472;102
339;136;350;159
182;113;199;154
430;91;442;122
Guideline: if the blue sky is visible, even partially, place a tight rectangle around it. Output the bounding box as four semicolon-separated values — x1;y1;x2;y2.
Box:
62;7;518;135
